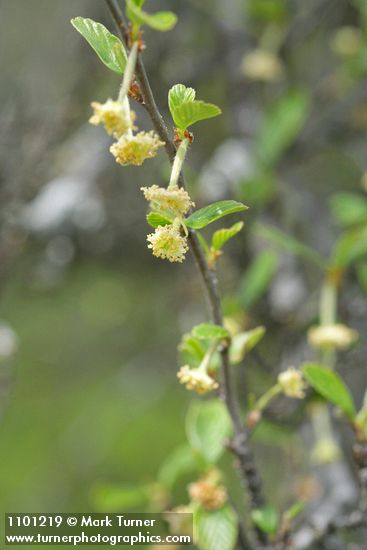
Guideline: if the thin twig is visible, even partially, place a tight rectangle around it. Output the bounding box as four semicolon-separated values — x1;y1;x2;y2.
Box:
105;0;268;545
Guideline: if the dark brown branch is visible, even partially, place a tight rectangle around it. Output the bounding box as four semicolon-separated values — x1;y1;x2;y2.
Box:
105;1;268;545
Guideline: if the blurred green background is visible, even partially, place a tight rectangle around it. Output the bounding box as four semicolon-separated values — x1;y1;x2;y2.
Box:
1;0;367;548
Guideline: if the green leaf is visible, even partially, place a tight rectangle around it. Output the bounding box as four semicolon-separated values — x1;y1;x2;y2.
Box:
302;363;356;419
255;223;325;269
192;323;230;341
169;84;196;112
173;101;222;130
179;333;206;366
126;0;177;31
90;483;149;511
251;506;279;535
356;261;367;294
71;17;127;74
238;250;279;309
158;444;197;489
332;227;367;268
255;89;310;166
196;506;238;550
186;201;248;230
330;192;367;227
283;501;305;521
212;222;244;251
229;327;265;365
247;0;289;22
168;84;221;130
146;211;172;228
186;400;231;464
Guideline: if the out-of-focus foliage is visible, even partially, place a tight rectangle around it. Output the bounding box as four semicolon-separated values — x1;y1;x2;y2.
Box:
1;0;367;548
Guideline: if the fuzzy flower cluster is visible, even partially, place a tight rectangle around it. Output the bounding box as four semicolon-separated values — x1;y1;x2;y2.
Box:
89;99;136;137
177;365;219;394
278;367;307;399
142;185;194;263
147;222;189;263
188;470;227;511
141;184;194;217
110;131;164;166
241;49;284;82
308;323;358;350
89;99;164;166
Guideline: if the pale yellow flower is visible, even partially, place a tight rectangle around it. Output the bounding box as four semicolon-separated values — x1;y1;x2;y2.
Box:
308;324;358;350
147;223;188;263
311;439;341;464
89;99;135;137
241;49;284;81
141;184;194;216
278;367;306;399
177;365;218;394
110;131;164;166
330;26;364;57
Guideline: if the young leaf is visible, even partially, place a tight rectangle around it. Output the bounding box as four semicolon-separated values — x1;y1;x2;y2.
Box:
254;223;325;269
168;84;221;130
126;0;177;32
196;506;238;550
330;192;367;227
179;333;206;365
192;323;230;341
255;89;310;166
186;400;232;464
172;101;222;130
146;211;172;228
251;505;279;535
302;363;356;419
186;201;248;230
212;222;244;251
169;84;196;112
71;17;127;74
229;326;265;364
238;250;278;309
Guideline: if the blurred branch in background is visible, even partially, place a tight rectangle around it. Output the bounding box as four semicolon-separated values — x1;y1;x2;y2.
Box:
0;0;367;548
